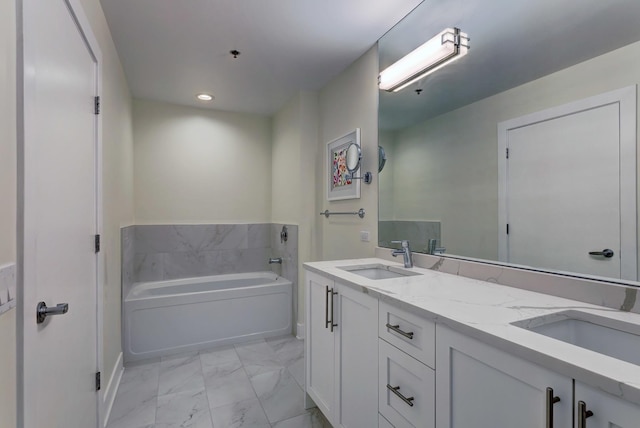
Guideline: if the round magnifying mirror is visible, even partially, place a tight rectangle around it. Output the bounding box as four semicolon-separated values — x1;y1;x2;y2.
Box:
378;146;387;173
345;142;361;173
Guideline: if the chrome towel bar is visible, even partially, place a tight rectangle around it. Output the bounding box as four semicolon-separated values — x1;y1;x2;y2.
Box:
319;208;365;219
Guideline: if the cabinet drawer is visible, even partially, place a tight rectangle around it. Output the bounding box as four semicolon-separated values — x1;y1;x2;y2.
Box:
379;301;435;368
379;340;435;428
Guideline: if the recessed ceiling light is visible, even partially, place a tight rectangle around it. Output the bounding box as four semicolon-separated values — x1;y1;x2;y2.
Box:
196;93;213;101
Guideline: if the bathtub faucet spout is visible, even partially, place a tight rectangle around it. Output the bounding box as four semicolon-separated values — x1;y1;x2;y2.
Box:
268;257;283;264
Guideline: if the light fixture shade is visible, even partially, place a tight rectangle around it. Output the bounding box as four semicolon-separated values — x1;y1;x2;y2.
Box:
379;27;469;92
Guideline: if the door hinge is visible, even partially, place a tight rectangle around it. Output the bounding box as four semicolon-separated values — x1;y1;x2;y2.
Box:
95;372;101;391
506;224;510;234
94;96;100;115
506;147;509;159
95;234;101;253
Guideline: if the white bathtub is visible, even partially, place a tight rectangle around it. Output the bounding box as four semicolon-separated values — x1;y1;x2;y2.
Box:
123;272;292;362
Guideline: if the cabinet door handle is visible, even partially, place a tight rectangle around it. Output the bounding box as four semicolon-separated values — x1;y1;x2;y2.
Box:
325;286;331;329
545;387;561;428
330;288;338;332
577;401;593;428
385;323;414;339
386;384;414;407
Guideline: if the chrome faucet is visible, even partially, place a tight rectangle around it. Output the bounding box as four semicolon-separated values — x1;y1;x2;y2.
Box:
268;257;283;264
391;240;413;268
427;239;446;255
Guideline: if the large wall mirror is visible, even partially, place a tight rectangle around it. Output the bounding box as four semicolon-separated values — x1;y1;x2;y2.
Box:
378;0;640;284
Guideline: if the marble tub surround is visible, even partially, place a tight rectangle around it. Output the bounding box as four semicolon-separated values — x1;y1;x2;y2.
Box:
107;335;328;428
305;257;640;406
375;247;640;314
121;224;298;300
0;263;16;315
378;220;441;252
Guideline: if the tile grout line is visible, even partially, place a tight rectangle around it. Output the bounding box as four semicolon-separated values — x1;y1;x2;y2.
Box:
236;340;275;427
197;350;216;428
153;360;160;427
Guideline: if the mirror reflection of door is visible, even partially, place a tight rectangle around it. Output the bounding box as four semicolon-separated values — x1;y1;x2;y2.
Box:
498;87;637;280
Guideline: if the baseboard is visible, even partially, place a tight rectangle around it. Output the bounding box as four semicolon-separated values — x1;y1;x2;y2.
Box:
103;352;124;427
296;322;305;340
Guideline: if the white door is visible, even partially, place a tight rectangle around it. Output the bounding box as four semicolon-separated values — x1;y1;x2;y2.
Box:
498;87;637;280
435;325;572;428
20;0;101;426
334;282;378;428
575;381;640;427
305;271;336;421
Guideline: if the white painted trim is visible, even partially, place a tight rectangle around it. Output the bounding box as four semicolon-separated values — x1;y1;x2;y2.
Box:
498;86;637;281
296;322;305;340
103;352;123;428
62;0;106;424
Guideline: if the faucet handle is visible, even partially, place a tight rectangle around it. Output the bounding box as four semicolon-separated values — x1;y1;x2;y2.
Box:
391;240;410;248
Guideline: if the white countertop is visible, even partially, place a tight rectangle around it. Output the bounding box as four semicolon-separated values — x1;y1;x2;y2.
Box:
304;258;640;405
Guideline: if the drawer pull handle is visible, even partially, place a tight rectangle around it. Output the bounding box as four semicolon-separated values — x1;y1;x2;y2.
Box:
386;323;414;339
387;384;414;407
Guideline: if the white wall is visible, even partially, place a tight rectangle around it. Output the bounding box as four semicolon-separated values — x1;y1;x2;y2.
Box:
390;40;640;262
0;0;17;424
317;46;380;260
272;91;319;325
134;99;272;224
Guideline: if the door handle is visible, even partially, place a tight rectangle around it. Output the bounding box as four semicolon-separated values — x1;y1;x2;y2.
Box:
577;401;593;428
545;387;561;428
36;301;69;324
330;288;338;332
588;249;614;258
325;286;331;329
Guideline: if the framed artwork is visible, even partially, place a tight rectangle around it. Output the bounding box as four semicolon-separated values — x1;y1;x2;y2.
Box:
327;128;361;201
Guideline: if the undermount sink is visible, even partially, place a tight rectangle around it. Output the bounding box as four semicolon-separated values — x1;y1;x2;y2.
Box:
512;311;640;366
339;263;421;280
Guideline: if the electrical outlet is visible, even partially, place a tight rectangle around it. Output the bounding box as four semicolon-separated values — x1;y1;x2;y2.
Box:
360;231;370;242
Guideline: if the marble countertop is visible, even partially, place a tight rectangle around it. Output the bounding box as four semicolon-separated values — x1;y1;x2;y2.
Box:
304;258;640;405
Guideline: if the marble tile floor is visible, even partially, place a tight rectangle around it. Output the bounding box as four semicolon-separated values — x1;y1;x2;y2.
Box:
107;335;331;428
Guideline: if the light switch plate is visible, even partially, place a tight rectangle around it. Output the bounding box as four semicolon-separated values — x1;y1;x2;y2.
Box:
360;231;370;242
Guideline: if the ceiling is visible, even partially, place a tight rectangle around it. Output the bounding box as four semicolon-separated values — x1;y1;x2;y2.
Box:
100;0;424;115
379;0;640;130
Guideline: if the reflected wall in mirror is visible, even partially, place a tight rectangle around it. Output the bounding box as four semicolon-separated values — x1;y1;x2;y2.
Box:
378;0;640;284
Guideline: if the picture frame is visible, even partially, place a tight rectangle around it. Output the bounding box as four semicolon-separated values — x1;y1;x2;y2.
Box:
327;128;361;201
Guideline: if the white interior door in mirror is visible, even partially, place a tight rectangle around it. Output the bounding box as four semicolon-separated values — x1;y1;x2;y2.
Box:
498;86;637;280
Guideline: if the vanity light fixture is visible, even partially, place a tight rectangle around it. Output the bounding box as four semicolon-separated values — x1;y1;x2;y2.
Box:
379;27;469;92
196;93;214;101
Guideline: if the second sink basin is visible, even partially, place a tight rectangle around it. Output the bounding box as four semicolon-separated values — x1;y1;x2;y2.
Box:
513;311;640;366
339;263;421;280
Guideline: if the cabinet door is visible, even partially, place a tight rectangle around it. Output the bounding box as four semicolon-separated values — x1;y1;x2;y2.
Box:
575;381;640;427
305;271;336;420
436;325;572;428
334;282;379;428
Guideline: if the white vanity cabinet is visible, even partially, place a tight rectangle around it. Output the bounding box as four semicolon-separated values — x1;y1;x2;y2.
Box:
574;382;640;427
305;270;379;428
435;325;573;428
